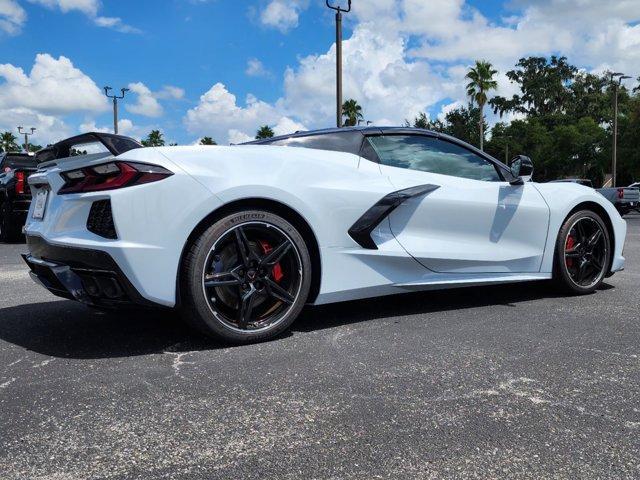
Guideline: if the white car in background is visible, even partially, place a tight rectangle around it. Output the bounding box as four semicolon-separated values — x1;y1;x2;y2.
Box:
23;128;627;343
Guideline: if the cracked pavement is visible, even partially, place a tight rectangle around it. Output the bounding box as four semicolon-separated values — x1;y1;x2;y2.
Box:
0;215;639;479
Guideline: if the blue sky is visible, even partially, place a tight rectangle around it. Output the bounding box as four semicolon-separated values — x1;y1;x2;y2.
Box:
0;0;638;145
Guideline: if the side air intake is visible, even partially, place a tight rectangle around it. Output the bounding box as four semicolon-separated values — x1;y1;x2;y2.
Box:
348;184;440;249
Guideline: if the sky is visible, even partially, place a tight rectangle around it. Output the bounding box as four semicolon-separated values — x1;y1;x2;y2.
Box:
0;0;638;146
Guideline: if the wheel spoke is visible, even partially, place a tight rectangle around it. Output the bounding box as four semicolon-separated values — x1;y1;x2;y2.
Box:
234;227;252;267
565;250;581;258
587;229;602;247
261;241;292;266
591;256;603;271
204;272;241;288
576;260;588;283
238;287;257;329
264;278;295;304
575;222;588;243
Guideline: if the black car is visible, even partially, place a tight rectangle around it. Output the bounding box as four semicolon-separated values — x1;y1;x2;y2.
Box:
0;152;38;242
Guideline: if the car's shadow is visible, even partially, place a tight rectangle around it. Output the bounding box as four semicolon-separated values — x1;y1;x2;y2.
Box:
0;281;612;360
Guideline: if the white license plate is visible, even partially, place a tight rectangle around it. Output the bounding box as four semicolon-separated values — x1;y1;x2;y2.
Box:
32;189;49;220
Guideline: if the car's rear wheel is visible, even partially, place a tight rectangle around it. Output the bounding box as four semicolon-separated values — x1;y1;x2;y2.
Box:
180;210;312;343
553;210;611;294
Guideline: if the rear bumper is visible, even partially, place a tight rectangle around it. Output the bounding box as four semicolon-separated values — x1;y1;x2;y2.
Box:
23;235;166;309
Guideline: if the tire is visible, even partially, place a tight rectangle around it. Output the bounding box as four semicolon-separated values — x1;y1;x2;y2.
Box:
0;201;21;243
553;210;611;295
180;209;312;344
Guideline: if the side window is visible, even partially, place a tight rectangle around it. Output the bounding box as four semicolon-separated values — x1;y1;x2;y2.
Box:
368;135;501;182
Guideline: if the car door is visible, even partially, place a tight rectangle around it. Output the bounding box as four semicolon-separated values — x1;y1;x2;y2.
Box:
367;133;550;274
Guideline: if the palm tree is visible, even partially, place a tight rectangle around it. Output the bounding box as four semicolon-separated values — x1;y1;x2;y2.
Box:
465;60;498;150
342;99;363;127
141;130;165;147
0;132;19;153
255;125;274;139
199;136;217;145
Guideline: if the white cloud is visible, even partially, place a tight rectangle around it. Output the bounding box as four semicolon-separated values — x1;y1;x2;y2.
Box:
125;83;185;117
27;0;139;33
272;116;306;136
28;0;98;16
184;82;306;144
93;16;141;34
245;58;269;77
126;82;163;118
79;118;151;142
0;0;26;35
0;107;71;145
0;54;108;114
156;85;185;100
259;0;308;33
228;129;254;145
282;24;450;127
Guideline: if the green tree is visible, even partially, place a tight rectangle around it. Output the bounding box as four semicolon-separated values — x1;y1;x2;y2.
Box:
341;99;363;127
255;125;274;139
199;136;217;145
407;104;485;148
141;130;165;147
0;132;20;153
409;112;432;129
490;56;577;119
465;60;498;150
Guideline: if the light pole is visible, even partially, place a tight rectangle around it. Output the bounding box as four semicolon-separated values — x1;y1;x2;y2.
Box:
17;126;36;153
104;86;129;134
610;73;631;187
326;0;351;128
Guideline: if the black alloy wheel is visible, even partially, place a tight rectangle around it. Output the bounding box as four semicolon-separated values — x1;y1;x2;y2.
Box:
181;210;312;343
554;210;610;294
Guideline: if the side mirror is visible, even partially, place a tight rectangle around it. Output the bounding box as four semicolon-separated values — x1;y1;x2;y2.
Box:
510;155;534;184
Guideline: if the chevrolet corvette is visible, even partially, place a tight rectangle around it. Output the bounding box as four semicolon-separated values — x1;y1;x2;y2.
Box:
23;128;627;343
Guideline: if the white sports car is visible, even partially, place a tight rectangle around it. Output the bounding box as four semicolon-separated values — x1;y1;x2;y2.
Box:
23;128;627;343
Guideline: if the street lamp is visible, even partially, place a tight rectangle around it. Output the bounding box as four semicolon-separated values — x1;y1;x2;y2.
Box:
326;0;351;128
17;126;36;153
104;86;129;135
610;72;631;187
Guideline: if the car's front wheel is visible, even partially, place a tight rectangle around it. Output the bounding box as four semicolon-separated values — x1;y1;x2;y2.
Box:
180;209;312;343
553;210;611;294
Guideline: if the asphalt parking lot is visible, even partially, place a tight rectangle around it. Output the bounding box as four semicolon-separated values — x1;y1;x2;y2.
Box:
1;215;639;479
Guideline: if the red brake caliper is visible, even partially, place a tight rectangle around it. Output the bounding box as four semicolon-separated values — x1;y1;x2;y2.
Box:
259;241;284;282
565;235;575;268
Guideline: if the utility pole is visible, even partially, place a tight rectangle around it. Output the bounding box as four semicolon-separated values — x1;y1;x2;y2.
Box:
103;86;129;134
326;1;351;128
17;126;36;153
610;73;631;187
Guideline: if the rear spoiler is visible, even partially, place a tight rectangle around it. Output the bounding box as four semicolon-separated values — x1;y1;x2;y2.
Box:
36;132;143;164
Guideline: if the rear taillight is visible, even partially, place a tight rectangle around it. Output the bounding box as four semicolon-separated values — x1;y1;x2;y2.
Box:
617;188;624;199
59;161;173;194
15;171;25;195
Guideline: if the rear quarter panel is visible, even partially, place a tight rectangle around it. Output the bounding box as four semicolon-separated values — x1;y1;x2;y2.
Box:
154;145;395;249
